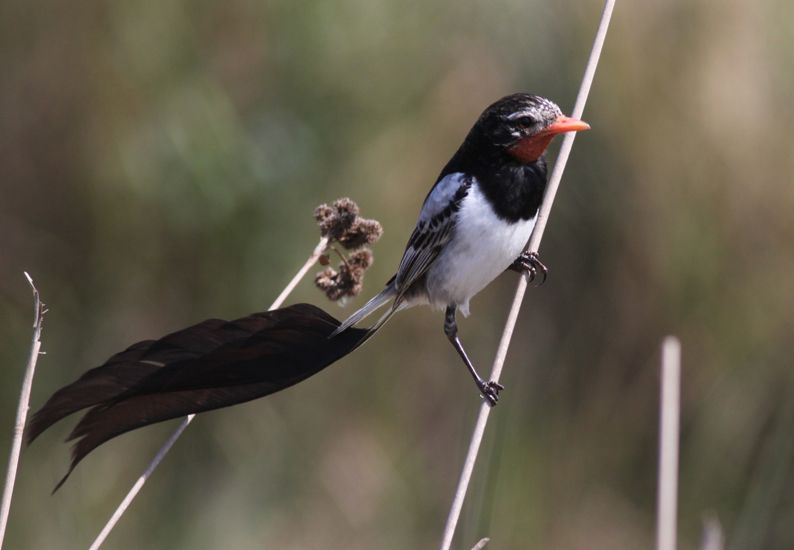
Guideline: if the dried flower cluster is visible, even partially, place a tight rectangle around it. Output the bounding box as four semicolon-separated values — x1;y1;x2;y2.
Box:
314;197;383;249
313;198;383;302
315;249;373;302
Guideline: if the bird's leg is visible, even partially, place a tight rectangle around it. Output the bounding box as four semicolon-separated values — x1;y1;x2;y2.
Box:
509;251;548;285
444;306;504;406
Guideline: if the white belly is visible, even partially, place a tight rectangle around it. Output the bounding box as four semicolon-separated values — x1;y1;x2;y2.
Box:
424;184;536;316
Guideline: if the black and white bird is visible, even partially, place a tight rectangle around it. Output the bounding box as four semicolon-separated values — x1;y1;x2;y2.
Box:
27;93;589;487
332;93;589;404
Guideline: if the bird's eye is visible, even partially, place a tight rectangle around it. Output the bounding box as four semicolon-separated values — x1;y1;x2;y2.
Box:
515;116;535;127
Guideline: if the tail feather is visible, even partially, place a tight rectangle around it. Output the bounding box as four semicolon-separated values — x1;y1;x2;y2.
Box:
331;283;397;337
346;299;408;352
29;288;410;491
26;303;369;491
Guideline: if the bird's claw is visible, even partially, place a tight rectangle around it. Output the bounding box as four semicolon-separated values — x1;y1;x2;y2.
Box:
511;251;548;286
477;380;504;407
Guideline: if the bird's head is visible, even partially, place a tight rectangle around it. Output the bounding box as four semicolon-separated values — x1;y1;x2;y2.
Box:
471;93;590;164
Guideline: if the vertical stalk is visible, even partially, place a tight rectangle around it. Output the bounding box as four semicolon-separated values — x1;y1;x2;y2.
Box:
0;274;45;549
439;2;616;547
656;336;681;550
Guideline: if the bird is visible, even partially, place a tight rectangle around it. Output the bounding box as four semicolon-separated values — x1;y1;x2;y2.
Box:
331;93;589;405
26;93;589;489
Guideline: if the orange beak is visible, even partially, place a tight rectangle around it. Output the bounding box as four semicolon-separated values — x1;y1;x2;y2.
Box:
543;115;591;136
508;115;590;163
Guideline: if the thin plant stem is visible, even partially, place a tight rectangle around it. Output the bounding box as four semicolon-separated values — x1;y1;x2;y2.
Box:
88;236;329;550
439;2;616;548
0;273;45;549
656;336;681;550
269;236;330;311
700;514;724;550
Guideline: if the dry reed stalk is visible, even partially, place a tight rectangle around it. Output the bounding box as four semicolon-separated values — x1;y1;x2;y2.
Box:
439;2;616;547
0;274;46;549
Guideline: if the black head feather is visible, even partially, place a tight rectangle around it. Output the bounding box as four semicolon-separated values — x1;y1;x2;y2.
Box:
468;93;563;149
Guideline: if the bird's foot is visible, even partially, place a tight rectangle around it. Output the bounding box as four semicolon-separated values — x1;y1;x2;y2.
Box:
510;251;548;285
477;380;505;407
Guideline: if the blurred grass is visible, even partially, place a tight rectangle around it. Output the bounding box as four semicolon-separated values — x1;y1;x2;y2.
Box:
1;0;793;548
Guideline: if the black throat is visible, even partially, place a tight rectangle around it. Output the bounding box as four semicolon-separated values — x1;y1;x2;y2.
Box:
438;140;548;223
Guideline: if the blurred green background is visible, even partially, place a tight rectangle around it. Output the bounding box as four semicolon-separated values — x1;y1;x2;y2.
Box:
2;0;793;548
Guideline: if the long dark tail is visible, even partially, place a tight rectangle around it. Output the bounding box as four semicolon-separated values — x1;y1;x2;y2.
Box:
26;303;369;491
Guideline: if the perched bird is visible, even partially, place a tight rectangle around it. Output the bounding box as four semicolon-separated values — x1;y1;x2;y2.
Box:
332;93;589;404
27;93;589;489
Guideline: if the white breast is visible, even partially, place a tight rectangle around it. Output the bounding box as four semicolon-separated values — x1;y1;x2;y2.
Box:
423;183;536;316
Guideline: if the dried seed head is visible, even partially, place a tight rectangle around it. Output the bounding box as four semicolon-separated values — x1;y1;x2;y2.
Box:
337;217;384;250
313;204;335;229
314;267;341;300
347;248;373;271
314;198;383;249
314;247;375;302
314;198;359;241
313;198;382;303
